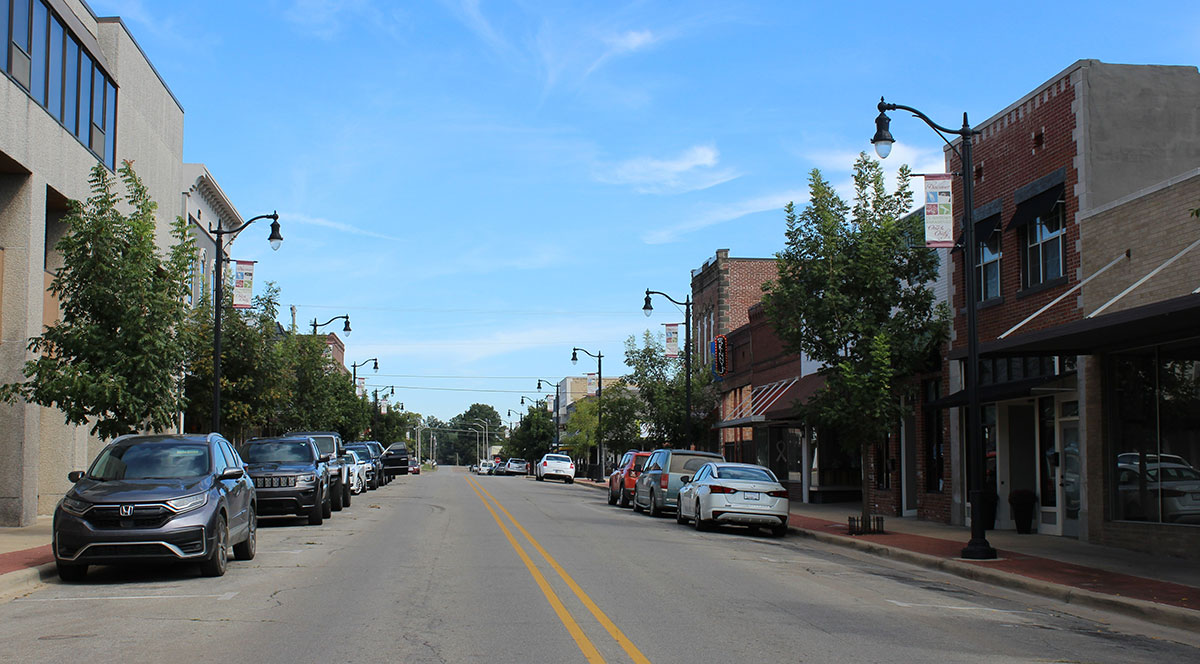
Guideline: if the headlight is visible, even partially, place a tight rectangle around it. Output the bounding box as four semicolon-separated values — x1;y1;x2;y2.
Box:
165;492;208;513
296;474;316;485
60;496;91;516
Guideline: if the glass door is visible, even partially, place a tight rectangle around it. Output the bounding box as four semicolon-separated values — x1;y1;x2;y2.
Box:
1060;400;1080;538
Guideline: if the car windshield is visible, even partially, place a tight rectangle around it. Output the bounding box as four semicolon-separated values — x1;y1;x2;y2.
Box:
670;454;719;473
89;441;210;480
245;441;314;464
306;435;337;455
715;466;775;482
633;455;649;471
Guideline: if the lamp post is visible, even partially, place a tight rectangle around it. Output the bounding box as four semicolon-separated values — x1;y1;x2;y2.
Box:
351;357;378;391
210;211;282;434
473;417;490;461
311;315;352;337
571;347;603;479
536;378;562;449
643;289;692;445
872;97;996;560
371;386;395;440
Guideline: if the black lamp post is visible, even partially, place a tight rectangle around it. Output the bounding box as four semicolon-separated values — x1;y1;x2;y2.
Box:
352;358;378;387
210;211;282;434
311;315;352;337
537;378;562;449
571;347;603;479
872;97;996;560
643;289;692;445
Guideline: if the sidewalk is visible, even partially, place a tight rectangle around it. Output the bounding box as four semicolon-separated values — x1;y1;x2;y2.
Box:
574;478;1200;632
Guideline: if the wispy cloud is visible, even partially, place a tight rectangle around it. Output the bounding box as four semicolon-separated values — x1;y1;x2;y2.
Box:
441;0;513;57
284;0;409;41
642;190;804;244
284;212;405;242
412;242;568;280
596;144;739;195
584;29;659;77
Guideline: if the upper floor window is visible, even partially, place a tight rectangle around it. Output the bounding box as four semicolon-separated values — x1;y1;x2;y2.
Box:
976;232;1001;301
1023;202;1065;288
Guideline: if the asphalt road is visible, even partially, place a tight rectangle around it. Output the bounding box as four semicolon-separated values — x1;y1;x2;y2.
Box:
2;467;1198;663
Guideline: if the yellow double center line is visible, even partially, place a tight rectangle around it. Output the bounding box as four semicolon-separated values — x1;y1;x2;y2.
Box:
465;476;651;664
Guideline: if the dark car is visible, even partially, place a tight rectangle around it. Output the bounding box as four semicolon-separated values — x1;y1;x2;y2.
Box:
287;431;351;510
53;433;257;581
362;441;389;485
382;443;410;478
347;442;383;490
408;458;421;475
243;436;330;525
634;449;725;516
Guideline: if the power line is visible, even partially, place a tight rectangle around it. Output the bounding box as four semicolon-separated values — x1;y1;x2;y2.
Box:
292;303;639;316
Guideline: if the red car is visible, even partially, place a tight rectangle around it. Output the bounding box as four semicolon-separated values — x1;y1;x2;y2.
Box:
608;451;651;508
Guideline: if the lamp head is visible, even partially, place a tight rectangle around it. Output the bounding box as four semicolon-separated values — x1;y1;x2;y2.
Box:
537;379;544;390
372;359;378;372
643;292;653;317
570;350;578;365
268;218;283;251
871;104;894;159
343;317;352;336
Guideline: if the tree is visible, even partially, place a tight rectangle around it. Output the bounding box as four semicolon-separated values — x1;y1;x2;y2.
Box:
447;404;503;464
762;154;948;521
507;405;555;462
1;163;196;439
623;331;717;448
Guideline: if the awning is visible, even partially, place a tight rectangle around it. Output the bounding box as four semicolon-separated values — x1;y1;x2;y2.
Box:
975;213;1000;242
714;374;824;429
1007;183;1064;230
927;372;1074;409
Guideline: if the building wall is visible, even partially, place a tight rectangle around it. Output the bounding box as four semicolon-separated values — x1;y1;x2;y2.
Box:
690;249;775;367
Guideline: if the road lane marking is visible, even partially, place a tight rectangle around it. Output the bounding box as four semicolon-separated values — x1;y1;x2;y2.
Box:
470;478;652;664
18;592;239;602
465;477;604;664
887;600;1028;613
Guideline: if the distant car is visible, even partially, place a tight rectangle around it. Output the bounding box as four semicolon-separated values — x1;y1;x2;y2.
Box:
288;431;350;510
53;433;257;581
491;461;506;476
676;462;790;537
408;458;421;475
535;454;575;483
608;451;650;507
1117;462;1200;524
382;443;410;478
346;443;383;490
634;449;724;517
243;436;330;526
505;458;529;475
362;441;389;485
476;461;494;475
343;449;370;495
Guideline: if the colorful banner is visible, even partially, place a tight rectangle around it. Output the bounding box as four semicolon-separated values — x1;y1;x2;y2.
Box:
232;260;255;309
664;323;679;358
586;373;597;397
923;174;955;248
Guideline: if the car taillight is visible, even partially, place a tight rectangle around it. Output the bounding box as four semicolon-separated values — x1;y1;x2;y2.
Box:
767;489;790;498
709;485;736;494
543;461;548;466
569;463;574;469
660;474;669;490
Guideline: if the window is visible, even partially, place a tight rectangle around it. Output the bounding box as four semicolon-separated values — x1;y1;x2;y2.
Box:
77;51;91;142
10;0;31;88
47;15;61;119
976;231;1001;301
63;34;77;133
1023;202;1065;288
0;0;9;71
29;0;46;103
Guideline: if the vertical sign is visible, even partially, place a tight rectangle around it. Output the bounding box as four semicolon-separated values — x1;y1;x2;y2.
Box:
923;174;955;248
586;373;597;397
232;260;255;309
664;323;679;358
713;334;728;376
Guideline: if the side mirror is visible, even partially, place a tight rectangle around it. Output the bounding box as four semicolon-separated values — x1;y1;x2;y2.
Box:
681;476;692;484
220;467;244;481
68;470;85;483
321;453;333;462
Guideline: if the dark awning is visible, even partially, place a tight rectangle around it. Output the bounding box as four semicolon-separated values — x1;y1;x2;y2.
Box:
976;214;1000;242
927;372;1073;409
1007;183;1064;230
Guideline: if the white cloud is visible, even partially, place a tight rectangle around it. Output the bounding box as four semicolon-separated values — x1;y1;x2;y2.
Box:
642;190;805;244
806;143;947;210
596;144;739;195
283;212;405;242
584;29;659;76
442;0;513;57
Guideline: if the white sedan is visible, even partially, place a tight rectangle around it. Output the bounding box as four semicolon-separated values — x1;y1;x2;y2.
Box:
676;462;790;537
535;453;575;483
344;449;370;495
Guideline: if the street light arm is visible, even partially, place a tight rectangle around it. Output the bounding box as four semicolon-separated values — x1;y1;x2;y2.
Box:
572;347;602;360
209;211;280;238
879;99;972;138
311;314;351;336
644;288;690;308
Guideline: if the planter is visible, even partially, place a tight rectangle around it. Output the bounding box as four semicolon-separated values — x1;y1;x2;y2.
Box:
1008;489;1038;534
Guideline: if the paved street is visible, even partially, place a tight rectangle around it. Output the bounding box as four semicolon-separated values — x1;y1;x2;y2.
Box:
2;468;1198;663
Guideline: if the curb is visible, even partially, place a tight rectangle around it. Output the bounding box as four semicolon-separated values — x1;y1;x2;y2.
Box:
0;562;56;599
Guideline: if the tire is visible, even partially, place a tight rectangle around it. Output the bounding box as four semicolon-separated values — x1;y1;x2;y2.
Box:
694;501;711;531
322;487;333;518
330;481;344;511
608;486;618;505
619;488;631;508
770;523;788;538
676;503;688;524
343;481;353;507
308;487;325;525
536;474;545;482
648;490;662;518
200;515;229;577
632;491;644;513
233;506;257;561
56;561;87;582
565;477;574;484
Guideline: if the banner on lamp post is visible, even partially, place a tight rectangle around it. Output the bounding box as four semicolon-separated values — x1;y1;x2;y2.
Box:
586;373;597;397
664;323;679;358
232;260;256;309
923;174;955;248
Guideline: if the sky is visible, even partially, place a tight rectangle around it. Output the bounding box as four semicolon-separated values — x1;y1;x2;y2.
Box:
88;0;1200;424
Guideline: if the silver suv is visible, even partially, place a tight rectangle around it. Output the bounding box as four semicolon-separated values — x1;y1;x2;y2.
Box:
634;449;724;517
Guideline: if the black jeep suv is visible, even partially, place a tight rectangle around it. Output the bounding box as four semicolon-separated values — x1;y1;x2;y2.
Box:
286;431;351;510
243;436;330;525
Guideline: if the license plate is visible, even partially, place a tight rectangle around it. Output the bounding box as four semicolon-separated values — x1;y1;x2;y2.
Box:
744;491;760;501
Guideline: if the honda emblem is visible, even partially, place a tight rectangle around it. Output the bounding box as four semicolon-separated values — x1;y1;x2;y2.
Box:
119;504;133;517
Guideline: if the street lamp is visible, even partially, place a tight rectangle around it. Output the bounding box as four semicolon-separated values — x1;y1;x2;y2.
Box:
872;97;995;560
643;289;692;445
311;314;352;337
351;358;378;386
571;347;603;479
536;378;562;449
210;211;282;434
473;417;490;462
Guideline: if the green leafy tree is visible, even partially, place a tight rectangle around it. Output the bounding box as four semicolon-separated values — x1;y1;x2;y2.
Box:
507;405;556;462
563;396;599;461
447;404;503;465
762;155;948;520
623;331;717;448
1;163;196;439
599;381;645;456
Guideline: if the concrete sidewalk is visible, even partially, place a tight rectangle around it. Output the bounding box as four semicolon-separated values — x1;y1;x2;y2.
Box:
573;478;1200;632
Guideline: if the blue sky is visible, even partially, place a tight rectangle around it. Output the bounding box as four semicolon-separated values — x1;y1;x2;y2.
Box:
90;0;1200;423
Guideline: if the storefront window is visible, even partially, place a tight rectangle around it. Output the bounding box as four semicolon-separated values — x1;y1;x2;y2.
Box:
1038;397;1057;508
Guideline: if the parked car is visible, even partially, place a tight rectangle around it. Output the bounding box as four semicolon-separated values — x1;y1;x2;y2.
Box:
288;431;350;510
408;458;421;475
53;433;257;581
607;451;650;506
1117;462;1200;524
633;449;724;517
343;449;370;495
1117;452;1193;469
382;442;410;478
505;458;529;475
676;462;790;537
243;436;330;525
535;453;575;483
476;460;494;475
491;461;506;476
346;442;383;490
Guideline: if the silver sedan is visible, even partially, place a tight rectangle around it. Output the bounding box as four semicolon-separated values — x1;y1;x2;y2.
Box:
676;462;790;537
